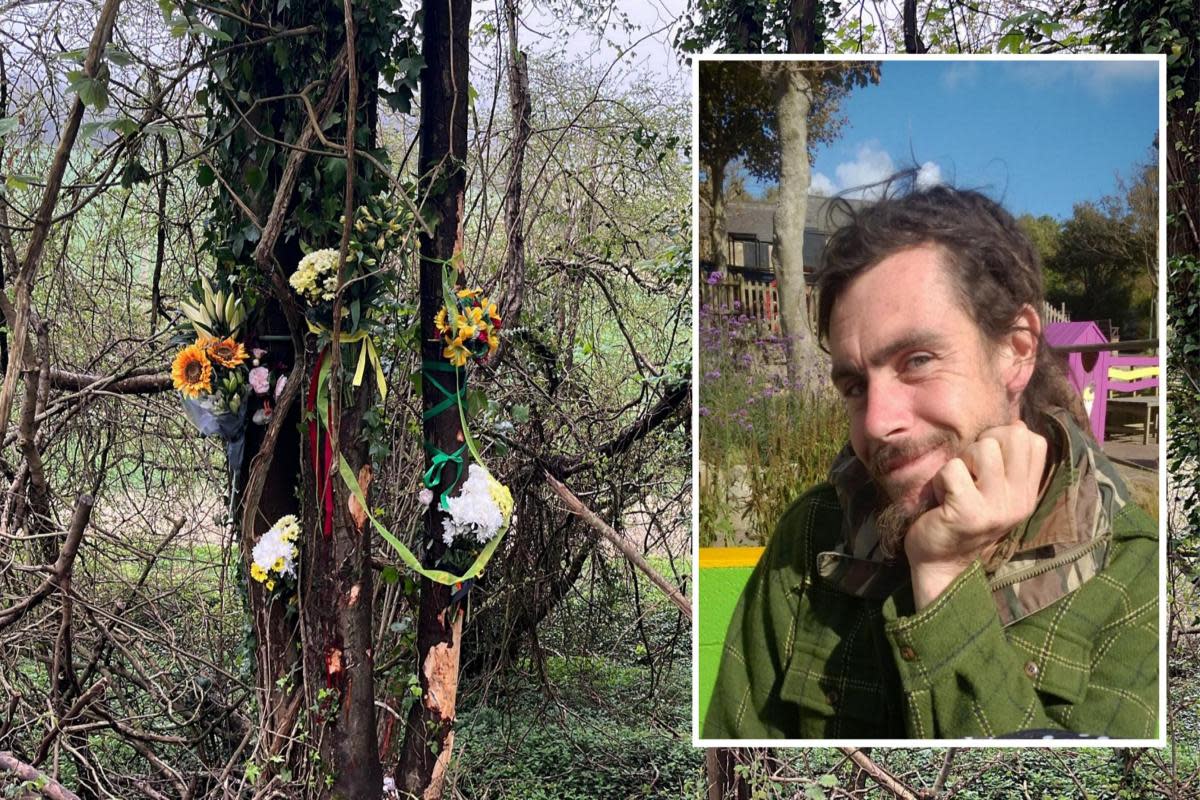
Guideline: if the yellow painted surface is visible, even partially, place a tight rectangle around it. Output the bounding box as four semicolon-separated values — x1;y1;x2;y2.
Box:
698;547;765;569
1109;366;1159;381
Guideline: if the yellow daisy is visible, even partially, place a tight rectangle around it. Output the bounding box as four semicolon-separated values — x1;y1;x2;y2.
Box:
250;563;267;583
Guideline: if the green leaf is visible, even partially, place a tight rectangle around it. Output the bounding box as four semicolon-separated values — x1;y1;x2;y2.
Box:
818;774;838;788
245;164;265;192
110;117;139;136
0;117;18;137
67;69;110;112
381;565;399;585
105;46;134;67
510;404;529;424
5;174;37;191
191;22;232;42
120;159;151;188
196;163;216;187
804;787;826;800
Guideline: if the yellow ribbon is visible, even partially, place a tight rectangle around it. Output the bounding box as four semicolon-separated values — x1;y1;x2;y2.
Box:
305;319;388;402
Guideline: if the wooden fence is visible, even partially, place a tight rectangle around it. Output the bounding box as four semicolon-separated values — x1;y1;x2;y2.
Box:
701;271;1072;338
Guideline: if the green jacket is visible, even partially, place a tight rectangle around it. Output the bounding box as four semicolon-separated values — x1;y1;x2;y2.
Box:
704;411;1159;740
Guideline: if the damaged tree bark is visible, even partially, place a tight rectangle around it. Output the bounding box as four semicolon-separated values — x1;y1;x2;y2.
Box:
396;0;472;796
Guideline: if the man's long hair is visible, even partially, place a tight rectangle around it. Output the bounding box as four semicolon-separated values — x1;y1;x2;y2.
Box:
815;173;1088;437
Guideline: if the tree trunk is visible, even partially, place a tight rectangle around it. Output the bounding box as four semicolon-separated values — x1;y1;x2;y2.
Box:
498;0;530;327
396;0;471;796
770;64;819;386
705;748;750;800
786;0;819;53
708;159;729;271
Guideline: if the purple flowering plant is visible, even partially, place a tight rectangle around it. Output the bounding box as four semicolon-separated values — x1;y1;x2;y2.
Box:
698;302;848;546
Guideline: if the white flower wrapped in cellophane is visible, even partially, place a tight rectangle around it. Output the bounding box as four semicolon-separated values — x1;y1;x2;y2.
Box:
250;514;300;591
440;464;514;547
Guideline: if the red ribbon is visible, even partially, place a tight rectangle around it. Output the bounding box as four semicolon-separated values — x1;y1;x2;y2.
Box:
306;348;335;538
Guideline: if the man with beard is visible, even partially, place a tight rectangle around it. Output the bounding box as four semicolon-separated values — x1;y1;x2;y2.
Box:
704;181;1159;740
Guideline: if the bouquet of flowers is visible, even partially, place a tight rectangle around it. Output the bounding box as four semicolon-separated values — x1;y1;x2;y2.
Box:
249;514;300;593
172;335;250;413
434;463;514;548
435;288;502;367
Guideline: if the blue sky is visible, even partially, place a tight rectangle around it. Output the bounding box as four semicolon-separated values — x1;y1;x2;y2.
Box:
748;59;1160;220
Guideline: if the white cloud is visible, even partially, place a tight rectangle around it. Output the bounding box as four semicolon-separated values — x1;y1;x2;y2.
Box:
941;62;980;91
834;142;896;196
916;161;943;189
811;145;943;199
1002;61;1157;103
809;172;836;196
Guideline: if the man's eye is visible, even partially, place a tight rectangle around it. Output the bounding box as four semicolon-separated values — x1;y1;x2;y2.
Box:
840;381;864;399
906;354;933;370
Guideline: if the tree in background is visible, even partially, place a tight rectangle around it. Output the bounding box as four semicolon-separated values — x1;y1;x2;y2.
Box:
698;59;875;382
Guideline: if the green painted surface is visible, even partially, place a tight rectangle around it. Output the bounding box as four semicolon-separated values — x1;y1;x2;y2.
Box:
697;563;756;728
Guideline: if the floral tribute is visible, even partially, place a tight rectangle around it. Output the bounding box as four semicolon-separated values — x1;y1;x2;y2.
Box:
172;278;251;414
289;248;341;305
435;288;502;367
436;464;513;547
250;514;300;593
172;335;250;411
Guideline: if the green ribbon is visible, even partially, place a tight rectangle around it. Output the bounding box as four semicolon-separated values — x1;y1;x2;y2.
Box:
338;454;507;586
422;441;465;511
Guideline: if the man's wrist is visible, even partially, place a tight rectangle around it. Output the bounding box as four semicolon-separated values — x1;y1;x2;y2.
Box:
910;559;975;610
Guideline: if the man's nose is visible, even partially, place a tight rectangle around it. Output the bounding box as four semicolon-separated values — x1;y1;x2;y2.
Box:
861;379;909;442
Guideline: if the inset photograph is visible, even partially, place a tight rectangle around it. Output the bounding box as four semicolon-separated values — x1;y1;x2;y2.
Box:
695;56;1165;744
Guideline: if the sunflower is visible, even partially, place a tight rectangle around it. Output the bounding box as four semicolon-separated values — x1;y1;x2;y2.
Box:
206;337;249;368
456;287;481;300
434;307;450;334
172;344;213;398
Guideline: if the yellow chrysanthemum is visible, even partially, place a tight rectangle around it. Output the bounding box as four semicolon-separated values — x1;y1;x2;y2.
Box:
272;557;285;573
172;344;213;398
206;337;248;368
443;337;471;368
265;578;276;591
250;562;268;583
486;473;514;521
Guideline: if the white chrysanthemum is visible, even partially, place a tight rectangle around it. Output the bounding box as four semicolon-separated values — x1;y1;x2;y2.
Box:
289;248;341;304
441;464;512;547
252;514;300;578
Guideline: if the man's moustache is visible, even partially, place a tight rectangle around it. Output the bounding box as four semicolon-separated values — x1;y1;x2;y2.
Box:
868;430;960;484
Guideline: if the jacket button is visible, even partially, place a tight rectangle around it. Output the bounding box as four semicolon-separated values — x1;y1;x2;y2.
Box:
826;689;840;705
1024;660;1040;679
899;645;917;661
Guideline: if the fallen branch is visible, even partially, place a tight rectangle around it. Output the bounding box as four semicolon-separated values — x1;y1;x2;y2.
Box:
838;748;919;800
544;471;690;615
46;368;171;395
0;751;82;800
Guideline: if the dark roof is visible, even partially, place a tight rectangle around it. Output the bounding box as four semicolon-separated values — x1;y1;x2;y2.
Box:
699;195;872;244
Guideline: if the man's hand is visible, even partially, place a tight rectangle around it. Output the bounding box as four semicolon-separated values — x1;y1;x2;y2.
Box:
905;421;1048;610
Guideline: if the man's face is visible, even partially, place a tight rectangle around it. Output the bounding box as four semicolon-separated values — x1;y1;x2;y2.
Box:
828;245;1016;522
